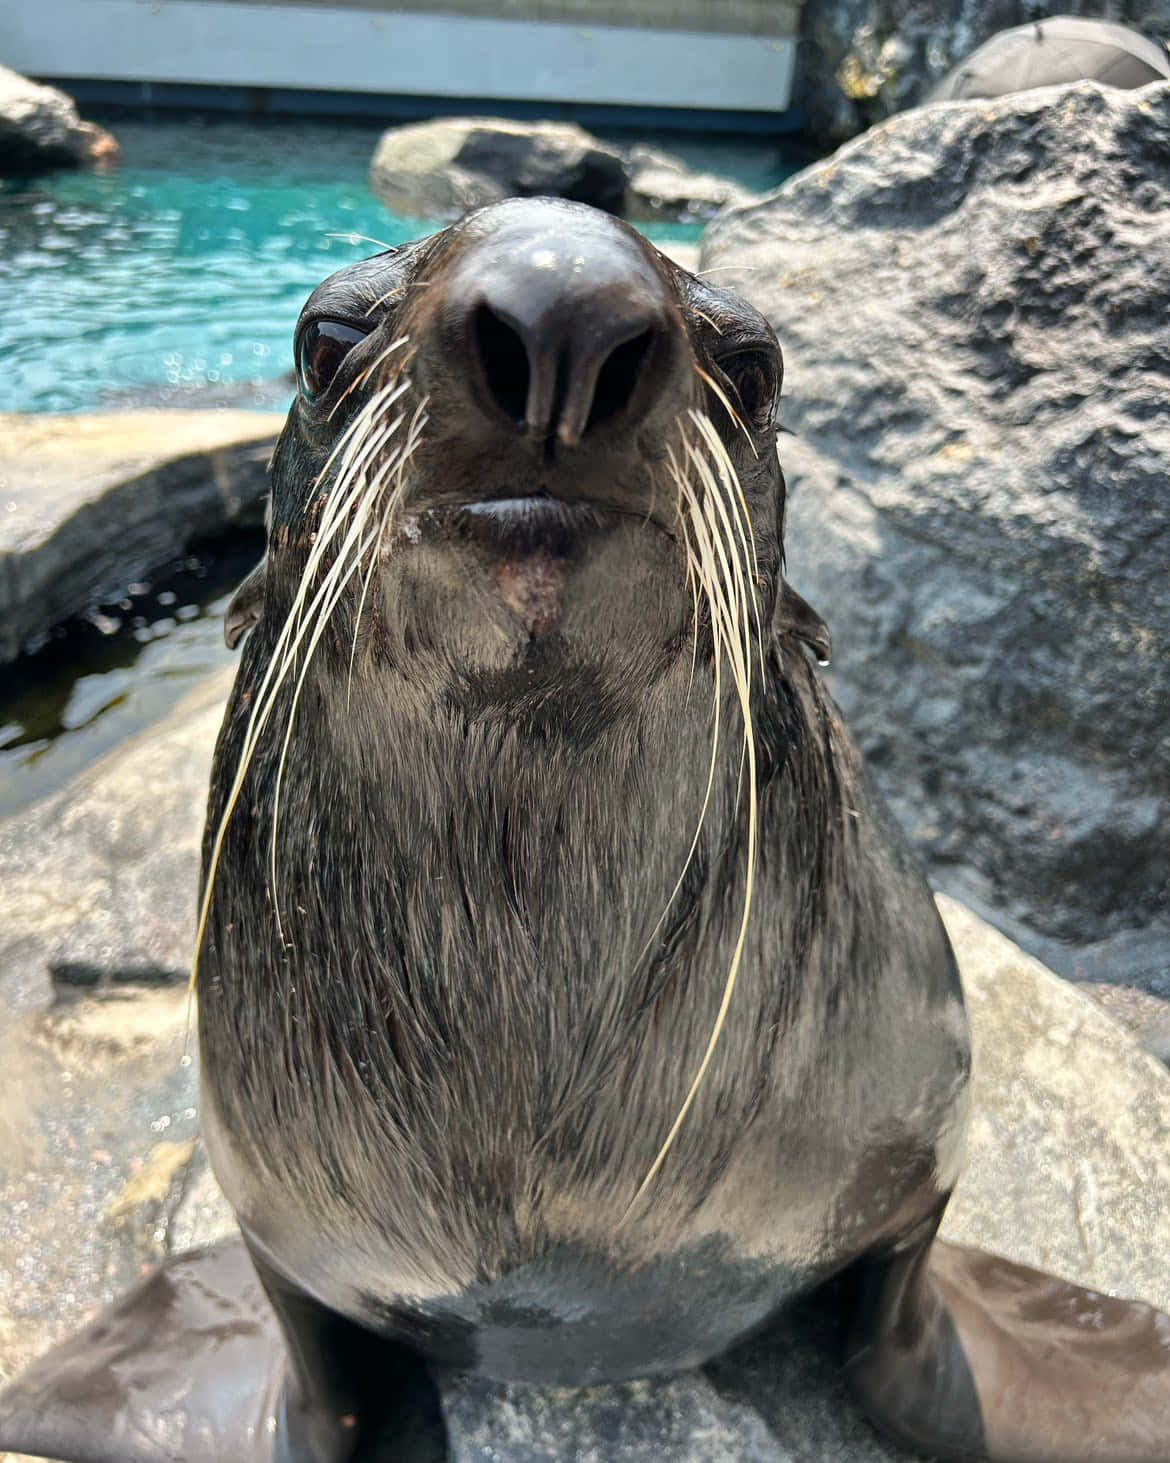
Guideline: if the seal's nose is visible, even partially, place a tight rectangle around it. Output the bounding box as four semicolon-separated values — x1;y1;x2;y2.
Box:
472;290;656;448
434;202;685;450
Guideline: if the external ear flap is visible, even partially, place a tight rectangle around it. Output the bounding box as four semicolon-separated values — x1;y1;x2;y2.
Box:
225;557;267;650
0;1240;286;1463
776;578;832;666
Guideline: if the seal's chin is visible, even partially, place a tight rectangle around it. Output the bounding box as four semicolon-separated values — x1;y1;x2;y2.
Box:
386;491;681;642
378;488;690;681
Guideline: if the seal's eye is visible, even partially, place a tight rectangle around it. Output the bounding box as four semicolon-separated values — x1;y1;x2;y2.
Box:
296;320;369;401
717;350;780;430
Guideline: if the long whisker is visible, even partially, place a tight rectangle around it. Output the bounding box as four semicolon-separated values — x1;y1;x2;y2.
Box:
346;398;430;705
269;398;426;932
689;410;765;675
192;371;414;989
634;446;724;973
626;412;761;1211
268;488;389;936
329;337;410;421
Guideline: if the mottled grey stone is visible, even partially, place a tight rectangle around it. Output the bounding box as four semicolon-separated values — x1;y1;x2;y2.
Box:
0;411;278;661
702;81;1170;972
441;1369;790;1462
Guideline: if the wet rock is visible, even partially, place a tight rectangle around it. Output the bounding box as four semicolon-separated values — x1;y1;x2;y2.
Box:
0;669;233;1012
369;117;628;220
0;411;279;662
625;145;757;223
0;65;118;176
796;1;1170;140
0;983;206;1386
702;82;1170;969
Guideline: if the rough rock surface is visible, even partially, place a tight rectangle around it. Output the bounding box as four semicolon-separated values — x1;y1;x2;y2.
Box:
369;117;628;219
702;82;1170;974
3;674;1170;1459
0;411;279;662
0;65;118;176
796;1;1170;139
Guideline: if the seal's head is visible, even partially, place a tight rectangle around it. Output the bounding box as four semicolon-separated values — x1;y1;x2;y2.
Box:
250;197;812;717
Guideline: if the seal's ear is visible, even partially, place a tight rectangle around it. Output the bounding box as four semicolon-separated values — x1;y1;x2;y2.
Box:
776;578;832;666
0;1240;286;1463
225;557;267;650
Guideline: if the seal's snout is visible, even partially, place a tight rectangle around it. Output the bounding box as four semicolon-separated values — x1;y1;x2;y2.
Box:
430;200;687;454
471;291;654;448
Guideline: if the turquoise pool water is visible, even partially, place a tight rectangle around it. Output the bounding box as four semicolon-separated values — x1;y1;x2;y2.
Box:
1;114;793;415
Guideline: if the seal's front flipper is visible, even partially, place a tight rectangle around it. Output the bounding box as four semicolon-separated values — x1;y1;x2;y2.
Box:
844;1229;1170;1462
247;1245;449;1463
0;1240;285;1463
225;556;268;649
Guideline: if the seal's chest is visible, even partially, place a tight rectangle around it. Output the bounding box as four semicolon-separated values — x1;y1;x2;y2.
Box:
358;1225;832;1385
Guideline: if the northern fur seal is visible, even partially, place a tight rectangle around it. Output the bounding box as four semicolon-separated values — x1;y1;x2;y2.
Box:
2;198;1169;1463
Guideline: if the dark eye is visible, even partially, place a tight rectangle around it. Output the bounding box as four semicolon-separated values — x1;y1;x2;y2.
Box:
717;349;780;430
296;320;369;401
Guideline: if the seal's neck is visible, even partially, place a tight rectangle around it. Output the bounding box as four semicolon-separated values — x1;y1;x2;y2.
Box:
199;637;860;1226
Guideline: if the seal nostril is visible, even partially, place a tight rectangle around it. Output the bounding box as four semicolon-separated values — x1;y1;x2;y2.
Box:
586;330;653;434
474;304;530;426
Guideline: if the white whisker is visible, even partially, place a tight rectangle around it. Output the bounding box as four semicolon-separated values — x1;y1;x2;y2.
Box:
627;409;762;1212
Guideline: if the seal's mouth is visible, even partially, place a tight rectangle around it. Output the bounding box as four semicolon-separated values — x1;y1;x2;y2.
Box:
409;494;676;557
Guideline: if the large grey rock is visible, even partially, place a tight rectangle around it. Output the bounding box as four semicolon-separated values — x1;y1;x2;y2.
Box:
796;1;1170;140
369;117;628;220
0;65;118;176
3;672;1170;1457
0;411;279;661
701;82;1170;972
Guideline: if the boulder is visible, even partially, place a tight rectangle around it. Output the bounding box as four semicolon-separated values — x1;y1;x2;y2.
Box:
3;671;1170;1457
796;1;1170;140
0;65;118;176
701;82;1170;972
624;145;757;223
368;117;755;225
369;117;628;220
0;411;279;662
